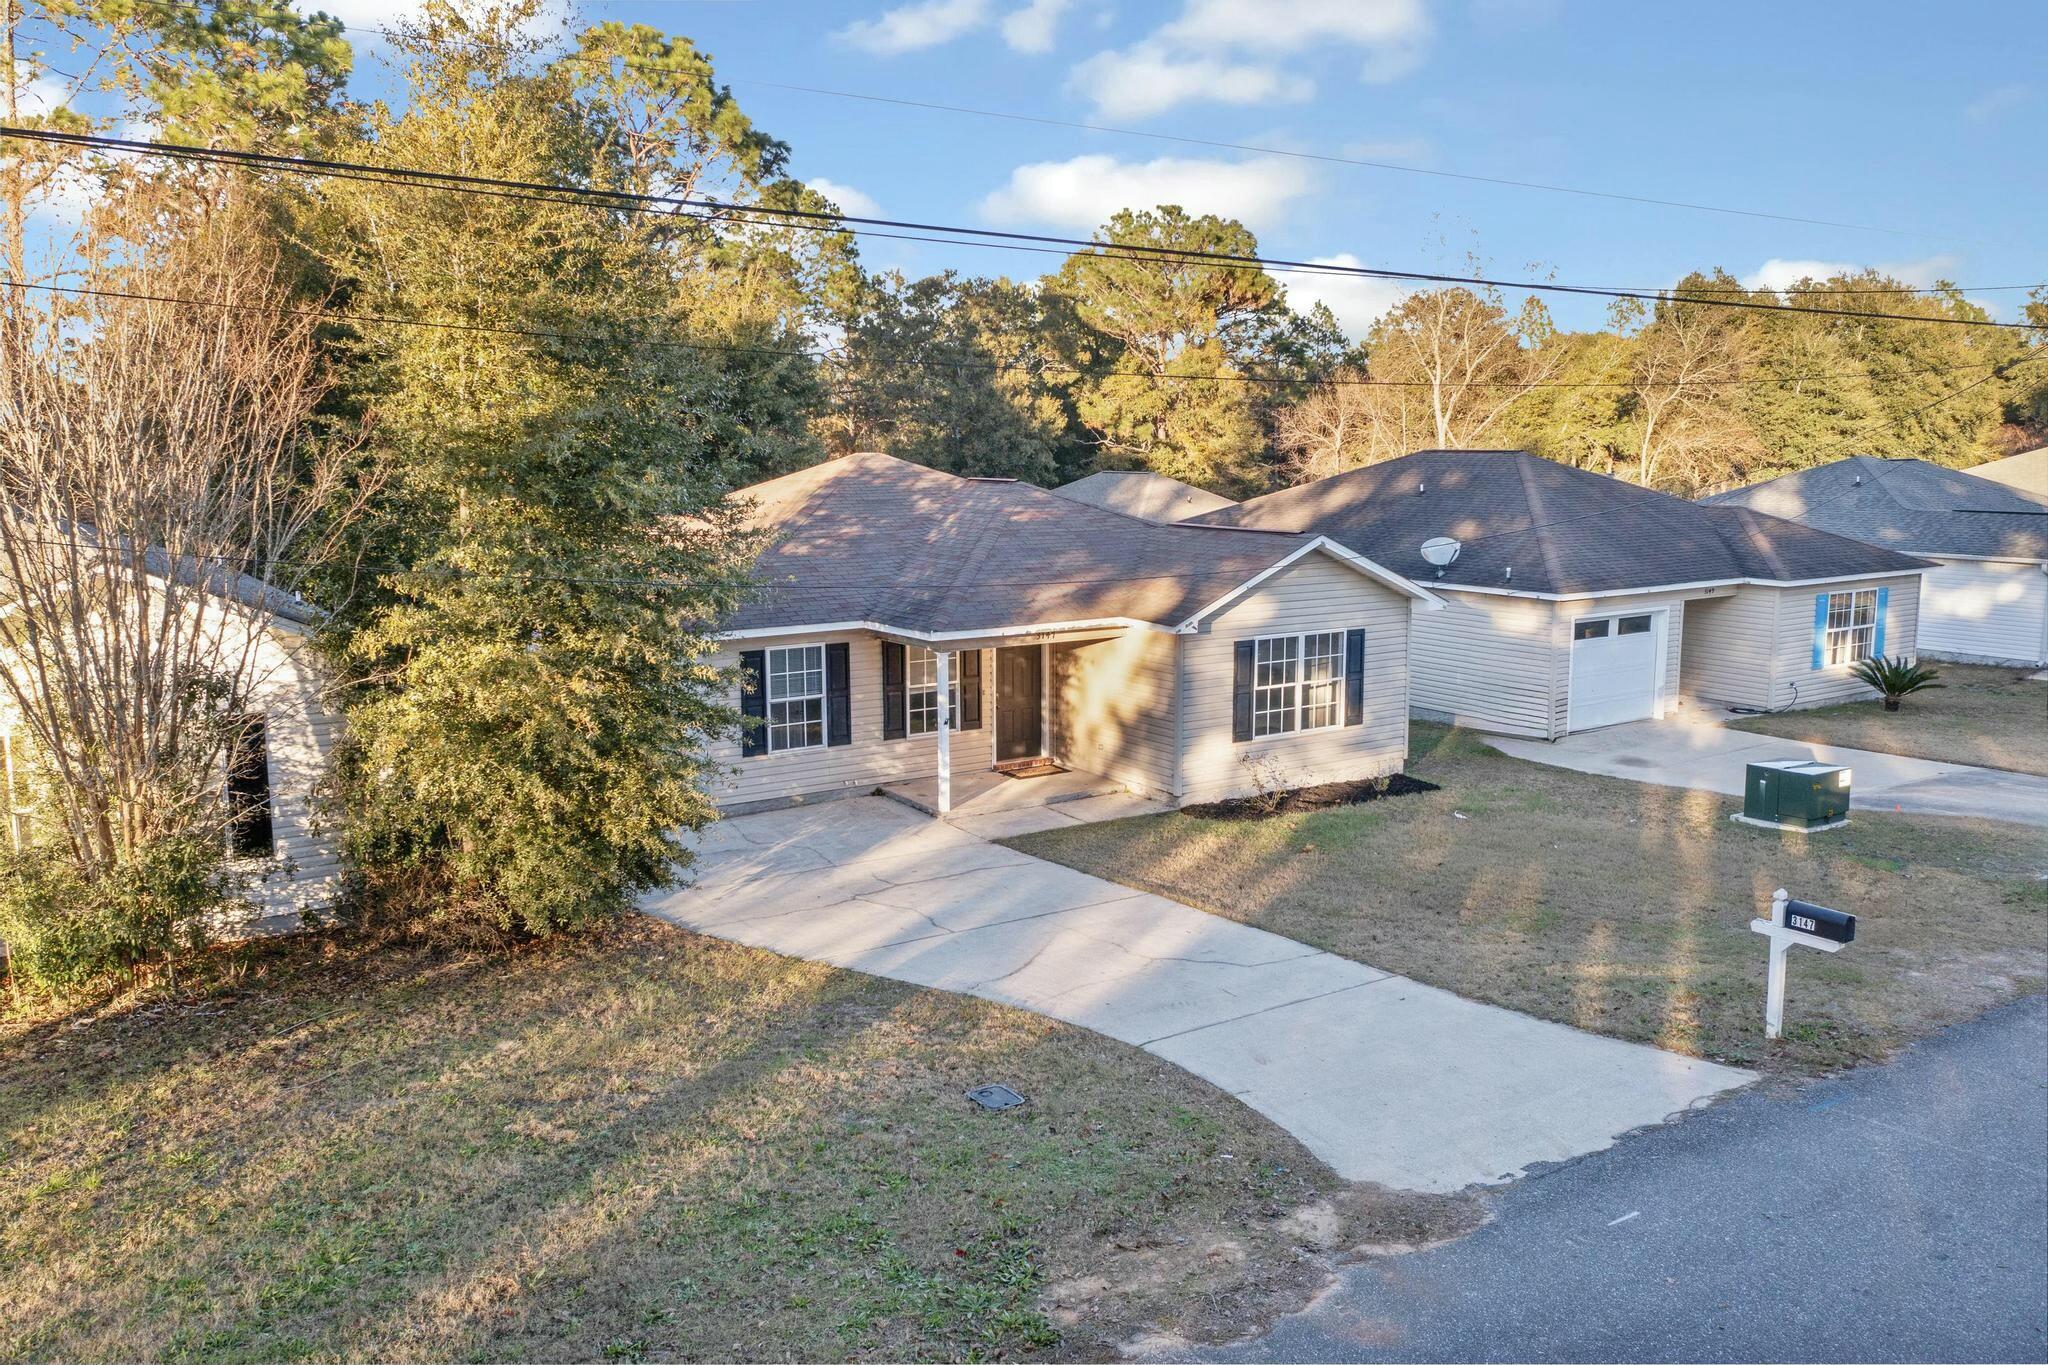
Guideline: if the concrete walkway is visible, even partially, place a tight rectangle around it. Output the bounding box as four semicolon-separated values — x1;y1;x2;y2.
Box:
643;797;1752;1194
1492;712;2048;828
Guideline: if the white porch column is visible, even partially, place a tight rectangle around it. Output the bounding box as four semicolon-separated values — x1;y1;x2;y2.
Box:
935;647;952;815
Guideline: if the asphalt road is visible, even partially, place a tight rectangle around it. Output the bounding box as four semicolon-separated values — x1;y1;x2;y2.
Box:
1203;996;2048;1364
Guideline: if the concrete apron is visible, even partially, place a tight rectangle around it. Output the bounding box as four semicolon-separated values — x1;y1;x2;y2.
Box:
643;797;1753;1194
1490;713;2048;828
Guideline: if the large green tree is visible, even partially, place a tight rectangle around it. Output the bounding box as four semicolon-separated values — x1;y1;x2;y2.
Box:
316;2;819;935
1048;207;1337;494
826;269;1088;483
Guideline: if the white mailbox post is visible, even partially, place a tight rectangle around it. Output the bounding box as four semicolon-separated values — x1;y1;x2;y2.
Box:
1750;888;1857;1040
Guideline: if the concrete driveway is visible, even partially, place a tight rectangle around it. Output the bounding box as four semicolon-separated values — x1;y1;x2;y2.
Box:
642;797;1752;1194
1491;713;2048;828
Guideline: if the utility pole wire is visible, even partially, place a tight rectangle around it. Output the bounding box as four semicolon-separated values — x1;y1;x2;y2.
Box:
3;125;2037;332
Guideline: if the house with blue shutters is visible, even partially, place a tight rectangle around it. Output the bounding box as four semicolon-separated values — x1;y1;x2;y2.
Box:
703;453;1445;817
1180;450;1936;736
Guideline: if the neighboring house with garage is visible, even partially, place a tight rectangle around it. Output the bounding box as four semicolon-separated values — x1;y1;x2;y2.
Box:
1053;469;1238;523
1187;449;1933;739
1705;455;2048;667
704;452;1443;815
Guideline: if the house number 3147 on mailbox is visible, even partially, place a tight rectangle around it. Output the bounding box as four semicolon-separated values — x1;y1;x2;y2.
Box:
1751;888;1857;1040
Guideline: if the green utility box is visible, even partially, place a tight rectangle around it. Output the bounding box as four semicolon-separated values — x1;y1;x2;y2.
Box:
1739;759;1852;831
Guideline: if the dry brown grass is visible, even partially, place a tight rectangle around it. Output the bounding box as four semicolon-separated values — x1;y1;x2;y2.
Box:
0;919;1475;1363
1010;724;2048;1075
1727;663;2048;776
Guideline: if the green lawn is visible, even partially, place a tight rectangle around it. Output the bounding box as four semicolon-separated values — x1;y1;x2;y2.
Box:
1726;663;2048;776
0;920;1475;1364
1008;724;2047;1075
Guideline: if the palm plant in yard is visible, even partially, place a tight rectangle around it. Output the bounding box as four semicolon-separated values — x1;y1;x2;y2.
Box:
1851;656;1944;711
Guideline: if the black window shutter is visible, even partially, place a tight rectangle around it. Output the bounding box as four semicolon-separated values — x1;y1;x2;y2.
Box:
738;650;768;756
1232;640;1255;742
825;642;852;747
957;649;983;730
881;640;907;740
1344;628;1366;727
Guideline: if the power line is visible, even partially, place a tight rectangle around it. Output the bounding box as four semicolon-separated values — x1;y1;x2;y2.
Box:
3;278;2016;394
5;125;2037;332
91;0;1997;251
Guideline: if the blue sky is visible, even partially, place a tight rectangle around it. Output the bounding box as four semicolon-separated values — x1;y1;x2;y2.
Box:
25;0;2047;333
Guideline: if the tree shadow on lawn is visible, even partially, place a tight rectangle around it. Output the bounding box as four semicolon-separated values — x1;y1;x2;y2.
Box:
3;920;1473;1363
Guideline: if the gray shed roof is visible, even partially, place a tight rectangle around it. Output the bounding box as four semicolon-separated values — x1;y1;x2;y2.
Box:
1961;447;2048;499
1703;455;2048;563
1053;470;1238;523
1192;449;1932;597
724;453;1429;638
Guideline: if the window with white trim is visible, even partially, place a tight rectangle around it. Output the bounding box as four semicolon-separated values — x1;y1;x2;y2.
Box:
1251;635;1299;737
766;645;825;751
906;647;960;736
1824;589;1878;665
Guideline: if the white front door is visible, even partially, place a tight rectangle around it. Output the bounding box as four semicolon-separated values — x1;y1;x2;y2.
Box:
1568;612;1661;732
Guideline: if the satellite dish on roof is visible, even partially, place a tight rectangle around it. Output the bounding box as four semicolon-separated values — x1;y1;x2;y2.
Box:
1420;536;1462;568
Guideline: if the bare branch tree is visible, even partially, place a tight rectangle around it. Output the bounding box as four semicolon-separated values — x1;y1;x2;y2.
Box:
0;201;366;873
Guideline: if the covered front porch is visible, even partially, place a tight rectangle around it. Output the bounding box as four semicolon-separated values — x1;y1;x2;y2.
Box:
874;617;1177;829
880;762;1170;838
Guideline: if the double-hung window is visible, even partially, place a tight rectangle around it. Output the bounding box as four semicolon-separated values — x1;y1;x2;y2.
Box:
906;647;960;736
1251;632;1349;737
766;645;826;751
1823;589;1878;666
1299;632;1346;730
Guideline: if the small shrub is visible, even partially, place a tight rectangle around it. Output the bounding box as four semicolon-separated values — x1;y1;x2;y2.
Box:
1850;655;1944;711
0;837;243;994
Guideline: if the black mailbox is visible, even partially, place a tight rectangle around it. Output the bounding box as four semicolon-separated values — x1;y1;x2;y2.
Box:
1783;899;1856;944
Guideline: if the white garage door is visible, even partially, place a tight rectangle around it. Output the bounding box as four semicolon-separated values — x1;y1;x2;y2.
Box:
1568;612;1660;732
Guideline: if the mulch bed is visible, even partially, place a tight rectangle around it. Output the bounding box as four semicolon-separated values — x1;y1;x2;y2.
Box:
1184;772;1440;822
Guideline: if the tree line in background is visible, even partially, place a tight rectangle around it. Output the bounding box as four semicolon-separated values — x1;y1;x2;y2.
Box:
1;0;2042;993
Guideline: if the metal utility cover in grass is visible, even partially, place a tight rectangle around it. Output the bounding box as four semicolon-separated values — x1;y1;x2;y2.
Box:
965;1084;1026;1111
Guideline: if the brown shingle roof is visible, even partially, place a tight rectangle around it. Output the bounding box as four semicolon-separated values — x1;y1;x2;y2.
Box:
723;453;1411;636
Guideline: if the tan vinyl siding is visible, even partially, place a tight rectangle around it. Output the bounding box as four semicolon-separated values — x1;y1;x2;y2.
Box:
1048;631;1179;798
1917;558;2048;665
1765;575;1921;710
1550;592;1690;735
1408;589;1558;738
1178;554;1411;805
1680;586;1778;710
704;631;993;810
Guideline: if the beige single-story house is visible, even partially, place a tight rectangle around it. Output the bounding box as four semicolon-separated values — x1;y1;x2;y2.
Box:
1705;455;2048;668
706;453;1444;815
1185;450;1936;739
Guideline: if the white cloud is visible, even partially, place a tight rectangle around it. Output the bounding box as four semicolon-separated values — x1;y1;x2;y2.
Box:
807;177;881;218
979;153;1315;232
1160;0;1424;52
1280;254;1406;338
1965;82;2032;123
1740;254;1959;293
1068;45;1308;120
836;0;991;55
1000;0;1073;53
1067;0;1427;118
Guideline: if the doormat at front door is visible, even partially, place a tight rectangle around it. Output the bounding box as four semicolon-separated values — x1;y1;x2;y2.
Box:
999;760;1067;780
